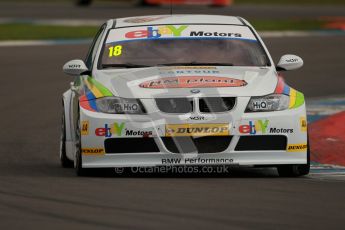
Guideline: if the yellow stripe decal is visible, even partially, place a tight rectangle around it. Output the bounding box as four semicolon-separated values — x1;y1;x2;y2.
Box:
289;88;297;108
84;78;103;98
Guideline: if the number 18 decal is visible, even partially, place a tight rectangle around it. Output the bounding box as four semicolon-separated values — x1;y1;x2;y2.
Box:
108;45;123;57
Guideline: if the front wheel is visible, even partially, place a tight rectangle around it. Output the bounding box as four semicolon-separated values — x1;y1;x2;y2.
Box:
277;163;310;177
277;138;310;177
60;105;74;168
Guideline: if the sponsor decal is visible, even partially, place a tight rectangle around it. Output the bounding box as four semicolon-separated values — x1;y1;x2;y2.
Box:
125;130;153;137
239;120;294;135
239;120;269;135
124;25;244;40
68;64;81;68
161;158;234;165
106;25;257;45
139;76;247;89
159;69;220;75
285;58;299;63
123;16;168;24
250;100;269;110
112;102;142;113
96;122;125;137
287;144;308;152
95;122;153;137
269;128;293;134
82;148;105;155
190;116;206;121
162;66;217;70
166;124;229;137
300;117;307;132
125;25;188;39
81;121;89;135
190;31;242;38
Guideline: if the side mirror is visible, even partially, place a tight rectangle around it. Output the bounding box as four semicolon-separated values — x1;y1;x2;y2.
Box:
276;54;303;71
63;59;89;76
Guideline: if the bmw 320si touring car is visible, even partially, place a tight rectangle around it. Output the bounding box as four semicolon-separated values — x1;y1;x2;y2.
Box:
60;15;309;177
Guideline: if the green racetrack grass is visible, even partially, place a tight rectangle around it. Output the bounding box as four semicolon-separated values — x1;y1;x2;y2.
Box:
251;19;325;31
0;19;331;41
0;24;98;40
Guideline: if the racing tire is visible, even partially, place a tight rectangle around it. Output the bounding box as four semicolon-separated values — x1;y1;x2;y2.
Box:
277;137;310;177
60;105;74;168
76;0;92;6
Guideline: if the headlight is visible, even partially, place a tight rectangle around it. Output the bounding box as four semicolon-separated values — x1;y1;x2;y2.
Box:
95;97;146;114
245;94;290;112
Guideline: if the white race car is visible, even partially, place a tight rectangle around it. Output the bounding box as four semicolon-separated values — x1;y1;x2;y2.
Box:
61;15;309;176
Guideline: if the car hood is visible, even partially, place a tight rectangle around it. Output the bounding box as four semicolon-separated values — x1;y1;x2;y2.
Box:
93;66;278;99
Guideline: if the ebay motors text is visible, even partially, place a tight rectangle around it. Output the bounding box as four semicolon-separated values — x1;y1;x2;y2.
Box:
239;120;293;135
125;25;242;39
95;123;152;137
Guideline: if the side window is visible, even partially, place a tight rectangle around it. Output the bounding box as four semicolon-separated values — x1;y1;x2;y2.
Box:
85;24;106;70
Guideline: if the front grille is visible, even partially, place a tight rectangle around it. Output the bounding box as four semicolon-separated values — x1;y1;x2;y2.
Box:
235;135;287;151
162;136;232;153
155;97;236;114
104;138;160;153
156;98;193;113
199;97;236;113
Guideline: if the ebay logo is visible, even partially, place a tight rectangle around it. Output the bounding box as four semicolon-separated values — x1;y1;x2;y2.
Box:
125;25;188;39
239;120;269;135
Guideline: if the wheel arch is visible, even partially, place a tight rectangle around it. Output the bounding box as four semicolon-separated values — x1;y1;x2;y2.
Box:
62;89;75;160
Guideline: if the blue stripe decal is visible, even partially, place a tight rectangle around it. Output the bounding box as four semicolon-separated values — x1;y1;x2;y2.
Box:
82;85;98;111
283;84;290;95
85;86;96;101
88;99;98;111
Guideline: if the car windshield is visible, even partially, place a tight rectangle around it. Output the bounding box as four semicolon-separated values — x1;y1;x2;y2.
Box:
99;24;270;68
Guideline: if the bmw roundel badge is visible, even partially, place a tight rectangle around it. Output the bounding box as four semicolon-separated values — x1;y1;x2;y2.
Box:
191;89;200;94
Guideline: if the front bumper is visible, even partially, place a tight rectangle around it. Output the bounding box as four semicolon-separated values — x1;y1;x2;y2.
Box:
80;98;308;168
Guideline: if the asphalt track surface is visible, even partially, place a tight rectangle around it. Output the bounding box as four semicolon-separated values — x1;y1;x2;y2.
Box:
0;31;345;229
0;2;344;20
